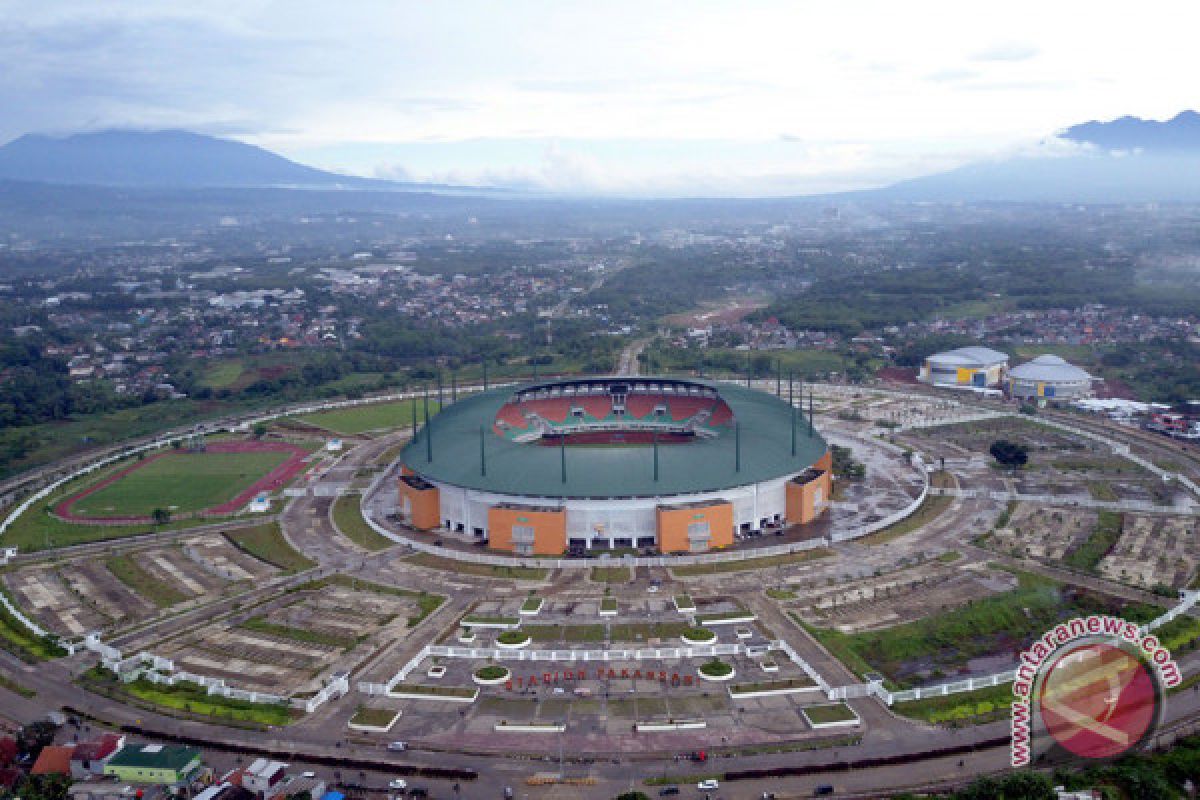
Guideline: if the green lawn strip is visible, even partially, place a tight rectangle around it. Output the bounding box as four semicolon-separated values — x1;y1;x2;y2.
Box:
671;548;833;577
1086;482;1119;502
198;360;245;389
695;609;753;624
391;683;477;698
858;472;955;545
800;570;1164;686
240;616;359;650
936;551;963;563
1062;511;1122;572
224;522;315;574
520;595;543;612
295;400;440;436
524;624;606;643
406;552;547;580
803;703;858;725
0;594;67;662
891;682;1015;725
729;677;816;694
296;575;444;625
349;707;398;727
590;566;631;583
674;594;695;610
71;449;291;519
100;672;292;726
462;614;520;626
610;621;690;641
600;596;618;613
766;587;797;600
1151;614;1200;653
0;671;35;698
105;554;192;608
331;494;395;551
644;773;724;788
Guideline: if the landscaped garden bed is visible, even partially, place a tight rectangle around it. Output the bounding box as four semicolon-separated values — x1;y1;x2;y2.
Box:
680;626;717;645
473;665;513;685
697;659;735;682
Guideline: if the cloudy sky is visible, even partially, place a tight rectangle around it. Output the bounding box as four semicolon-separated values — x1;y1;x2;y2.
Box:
1;0;1196;195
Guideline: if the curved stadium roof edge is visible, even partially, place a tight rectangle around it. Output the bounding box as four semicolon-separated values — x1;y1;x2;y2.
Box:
399;377;827;499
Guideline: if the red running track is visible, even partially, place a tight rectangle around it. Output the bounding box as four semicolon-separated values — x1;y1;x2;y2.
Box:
54;440;311;524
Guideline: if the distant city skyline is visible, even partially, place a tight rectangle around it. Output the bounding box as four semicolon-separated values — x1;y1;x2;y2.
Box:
1;0;1197;195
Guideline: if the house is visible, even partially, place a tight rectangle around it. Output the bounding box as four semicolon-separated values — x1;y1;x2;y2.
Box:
104;744;202;785
31;745;75;776
70;734;125;779
240;758;288;795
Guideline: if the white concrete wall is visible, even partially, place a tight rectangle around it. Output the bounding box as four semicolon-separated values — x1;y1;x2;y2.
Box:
434;476;795;545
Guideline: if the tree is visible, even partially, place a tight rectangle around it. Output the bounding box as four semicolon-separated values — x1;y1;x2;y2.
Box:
151;508;172;525
253;423;269;439
16;720;57;761
990;439;1028;470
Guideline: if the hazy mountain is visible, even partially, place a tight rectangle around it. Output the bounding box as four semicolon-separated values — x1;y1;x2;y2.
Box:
1061;110;1200;152
0;129;405;189
878;111;1200;204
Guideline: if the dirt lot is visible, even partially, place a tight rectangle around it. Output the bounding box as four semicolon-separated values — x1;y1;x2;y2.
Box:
784;560;1017;634
1099;513;1200;589
989;504;1098;561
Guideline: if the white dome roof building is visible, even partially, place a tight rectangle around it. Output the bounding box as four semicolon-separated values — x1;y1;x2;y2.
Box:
1007;354;1094;401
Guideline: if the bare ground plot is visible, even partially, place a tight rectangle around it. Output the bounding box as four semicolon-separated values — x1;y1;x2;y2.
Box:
908;418;1173;503
181;534;281;582
988;504;1098;561
154;583;420;695
3;566;110;636
786;561;1017;634
1099;514;1200;590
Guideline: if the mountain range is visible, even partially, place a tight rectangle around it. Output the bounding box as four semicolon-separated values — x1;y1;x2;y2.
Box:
2;112;1200;202
0;129;404;190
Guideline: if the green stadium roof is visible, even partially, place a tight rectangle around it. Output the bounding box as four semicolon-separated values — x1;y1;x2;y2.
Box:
400;378;826;499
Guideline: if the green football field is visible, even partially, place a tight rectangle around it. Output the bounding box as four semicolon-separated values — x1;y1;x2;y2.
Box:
295;399;440;435
70;450;291;518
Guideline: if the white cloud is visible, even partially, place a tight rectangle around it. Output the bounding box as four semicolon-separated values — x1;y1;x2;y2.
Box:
1;0;1198;194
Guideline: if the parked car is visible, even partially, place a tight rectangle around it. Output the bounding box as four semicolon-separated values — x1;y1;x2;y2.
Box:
659;787;681;796
387;779;407;791
814;786;834;797
408;788;429;798
387;741;408;751
697;779;719;791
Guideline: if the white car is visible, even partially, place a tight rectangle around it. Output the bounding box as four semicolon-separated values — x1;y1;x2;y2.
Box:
300;771;316;779
647;584;660;593
697;779;719;791
388;779;407;790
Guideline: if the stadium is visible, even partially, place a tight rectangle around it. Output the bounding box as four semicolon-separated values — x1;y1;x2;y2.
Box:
395;376;831;555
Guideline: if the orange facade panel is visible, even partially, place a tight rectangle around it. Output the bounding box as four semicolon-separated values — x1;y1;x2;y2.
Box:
786;467;831;525
488;505;567;556
656;501;733;554
397;473;440;531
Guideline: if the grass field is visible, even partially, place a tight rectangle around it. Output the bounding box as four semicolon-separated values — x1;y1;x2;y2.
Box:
590;566;631;583
610;621;690;641
71;450;291;518
525;624;607;642
1063;511;1122;572
671;547;832;577
802;703;858;725
84;668;293;726
295;400;440;435
331;494;395;551
801;570;1163;687
105;554;191;608
350;707;398;728
0;596;67;662
892;682;1014;725
406;552;547;581
225;522;315;574
199;360;246;389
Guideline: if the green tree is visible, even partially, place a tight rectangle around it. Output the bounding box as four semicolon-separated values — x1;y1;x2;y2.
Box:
151;508;172;525
990;439;1028;470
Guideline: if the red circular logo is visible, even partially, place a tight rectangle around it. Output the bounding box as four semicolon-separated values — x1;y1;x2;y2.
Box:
1037;640;1159;760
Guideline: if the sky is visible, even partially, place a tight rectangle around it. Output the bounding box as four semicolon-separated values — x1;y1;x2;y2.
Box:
0;0;1197;196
